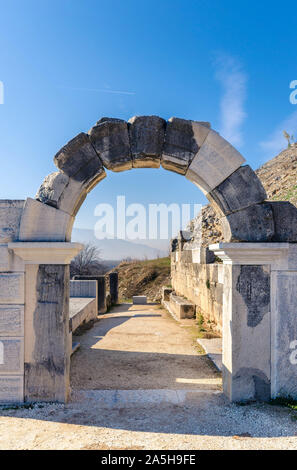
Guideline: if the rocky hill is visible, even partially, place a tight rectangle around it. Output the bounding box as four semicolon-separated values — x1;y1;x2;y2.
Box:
115;257;171;302
189;143;297;246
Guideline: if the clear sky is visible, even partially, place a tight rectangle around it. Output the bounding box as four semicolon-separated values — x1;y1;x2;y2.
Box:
0;0;296;232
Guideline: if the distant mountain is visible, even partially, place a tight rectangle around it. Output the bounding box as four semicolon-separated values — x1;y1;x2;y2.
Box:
71;228;168;261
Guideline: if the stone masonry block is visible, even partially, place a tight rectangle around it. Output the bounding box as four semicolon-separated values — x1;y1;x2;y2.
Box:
207;165;267;216
0;305;24;336
128;115;166;168
0;273;24;304
186;130;245;193
269;201;297;242
0;200;24;243
221;203;275;242
19;198;73;242
89;118;132;172
35;172;91;216
162;118;210;175
0;245;24;272
54;132;106;184
0;337;24;374
0;376;24;403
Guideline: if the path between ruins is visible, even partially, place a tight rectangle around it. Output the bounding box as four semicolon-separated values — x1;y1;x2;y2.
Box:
0;304;297;450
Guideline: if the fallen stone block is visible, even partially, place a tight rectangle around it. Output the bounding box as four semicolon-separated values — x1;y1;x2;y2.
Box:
162;118;210;175
133;296;147;305
207;165;267;216
169;293;195;319
186;129;245;193
221;203;275;242
269;201;297;242
54;132;105;184
128;115;166;168
89;118;132;171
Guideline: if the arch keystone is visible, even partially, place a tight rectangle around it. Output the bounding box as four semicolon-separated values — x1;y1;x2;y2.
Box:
128;115;166;168
89;118;132;172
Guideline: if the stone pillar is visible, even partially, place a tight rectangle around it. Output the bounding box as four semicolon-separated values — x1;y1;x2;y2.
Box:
8;242;83;403
74;275;107;313
109;272;118;305
210;242;297;402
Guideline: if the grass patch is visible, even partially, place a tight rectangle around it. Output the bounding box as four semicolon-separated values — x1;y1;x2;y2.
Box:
269;396;297;411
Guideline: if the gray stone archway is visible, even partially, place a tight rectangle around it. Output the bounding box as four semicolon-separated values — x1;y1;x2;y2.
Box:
1;115;297;404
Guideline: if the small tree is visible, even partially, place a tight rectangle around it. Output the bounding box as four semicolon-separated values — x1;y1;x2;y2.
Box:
283;130;295;148
70;243;103;278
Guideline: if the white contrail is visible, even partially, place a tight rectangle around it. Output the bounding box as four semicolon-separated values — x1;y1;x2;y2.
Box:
60;85;135;95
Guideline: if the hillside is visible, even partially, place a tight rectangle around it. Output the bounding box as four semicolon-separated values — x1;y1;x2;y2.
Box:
114;257;171;302
189;143;297;246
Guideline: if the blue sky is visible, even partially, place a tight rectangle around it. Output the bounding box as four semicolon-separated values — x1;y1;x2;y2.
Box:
0;0;296;232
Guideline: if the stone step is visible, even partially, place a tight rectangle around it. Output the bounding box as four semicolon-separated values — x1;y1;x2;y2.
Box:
72;388;221;409
168;294;195;319
197;337;222;372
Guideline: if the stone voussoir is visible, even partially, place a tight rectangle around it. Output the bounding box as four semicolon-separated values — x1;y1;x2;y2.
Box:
221;203;275;242
35;171;94;217
128;115;166;168
207;165;267;216
186;129;245;194
161;117;211;175
89;118;132;172
269;201;297;242
54;132;106;184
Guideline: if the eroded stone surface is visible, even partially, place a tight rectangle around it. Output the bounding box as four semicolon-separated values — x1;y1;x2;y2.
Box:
0;273;24;304
0;201;24;243
0;338;23;374
221;203;275;242
128;115;166;168
89;119;132;172
0;306;24;336
162;118;210;175
0;376;23;403
54;133;105;184
207;165;267;216
269;201;297;242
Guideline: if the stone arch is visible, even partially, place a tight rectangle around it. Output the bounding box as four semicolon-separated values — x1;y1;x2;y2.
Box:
3;115;297;405
18;115;282;244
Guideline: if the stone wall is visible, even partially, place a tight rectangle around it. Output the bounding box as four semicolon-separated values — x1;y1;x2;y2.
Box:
171;249;224;333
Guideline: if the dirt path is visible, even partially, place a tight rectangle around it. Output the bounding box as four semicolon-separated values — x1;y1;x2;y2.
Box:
71;303;221;391
0;304;296;450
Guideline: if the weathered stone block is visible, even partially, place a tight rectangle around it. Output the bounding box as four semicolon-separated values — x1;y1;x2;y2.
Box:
0;273;24;304
162;286;172;301
54;132;105;184
0;338;24;374
133;296;147;305
207;165;267;216
0;306;24;336
74;275;107;313
128;115;166;168
0;376;23;403
0;200;24;243
24;264;70;402
192;246;215;264
223;264;271;402
0;245;24;272
169;293;195;319
269;201;297;242
19;198;73;242
70;280;97;298
271;271;297;399
186;130;245;193
221;203;275;242
109;272;118;305
162;118;210;175
89;119;132;171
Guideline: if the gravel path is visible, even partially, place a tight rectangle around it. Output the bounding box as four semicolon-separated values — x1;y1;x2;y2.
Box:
0;304;296;450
